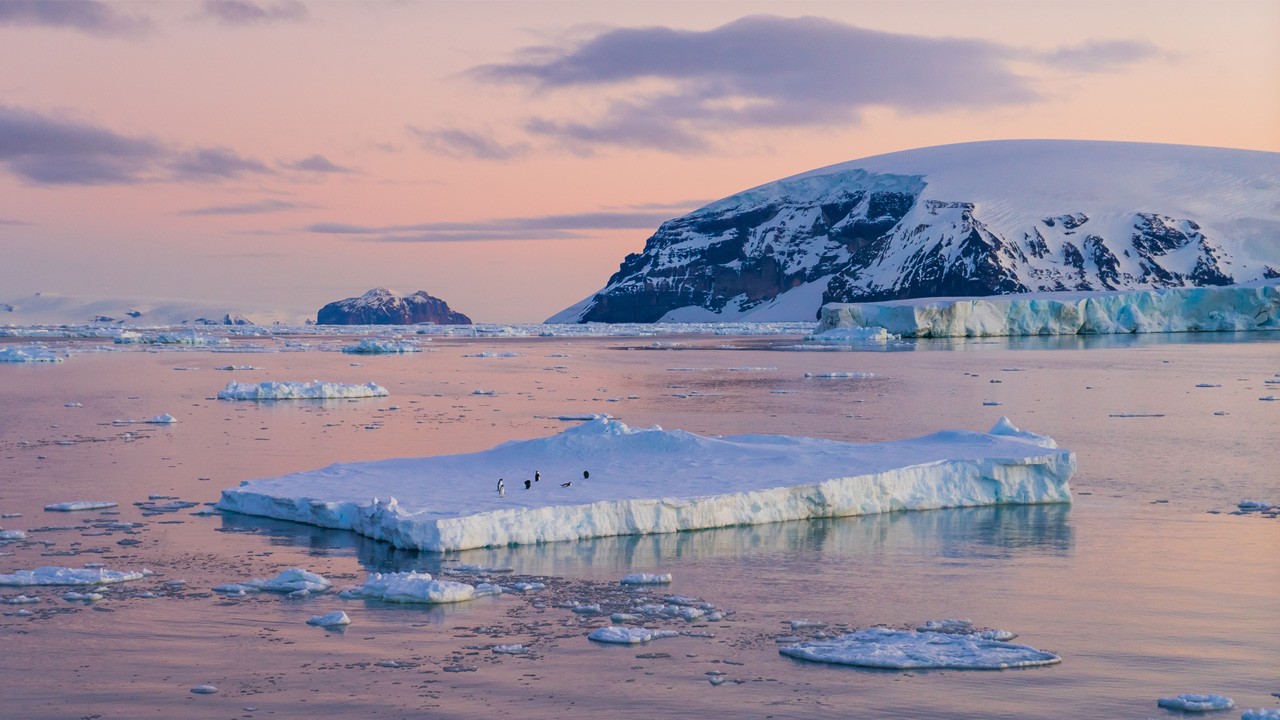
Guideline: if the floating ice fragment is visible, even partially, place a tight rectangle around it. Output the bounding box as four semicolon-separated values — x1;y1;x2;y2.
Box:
0;530;26;542
244;568;332;593
0;345;64;363
779;627;1060;669
190;685;217;694
1156;694;1235;712
620;573;673;585
804;371;876;379
217;381;388;400
788;619;828;630
62;591;103;602
557;413;613;421
1238;500;1273;512
1195;384;1222;388
3;595;39;604
145;413;177;424
342;339;420;354
915;619;1016;641
492;644;527;654
212;584;255;595
1242;710;1280;720
343;571;474;604
44;501;117;512
464;351;524;358
1260;395;1278;401
588;626;679;644
307;610;351;627
0;566;146;586
806;326;898;344
982;401;1002;406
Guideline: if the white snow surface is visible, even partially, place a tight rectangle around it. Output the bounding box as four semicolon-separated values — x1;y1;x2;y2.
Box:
0;566;147;586
818;283;1280;337
218;417;1074;552
779;627;1061;669
1156;694;1235;712
217;380;389;400
0;345;64;362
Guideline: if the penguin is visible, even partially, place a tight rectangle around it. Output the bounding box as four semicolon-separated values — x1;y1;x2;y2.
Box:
524;479;531;490
497;478;505;496
534;471;540;483
582;470;590;480
560;482;571;488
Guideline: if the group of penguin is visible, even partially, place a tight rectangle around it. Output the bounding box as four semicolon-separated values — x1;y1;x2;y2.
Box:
497;469;589;496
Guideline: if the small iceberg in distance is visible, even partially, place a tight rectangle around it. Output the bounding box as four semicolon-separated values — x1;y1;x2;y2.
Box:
779;627;1060;669
217;380;388;400
218;417;1074;552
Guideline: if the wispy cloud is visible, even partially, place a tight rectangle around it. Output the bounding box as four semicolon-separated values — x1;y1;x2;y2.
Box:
464;15;1164;154
179;199;310;217
407;126;528;161
198;0;308;26
0;217;33;226
0;0;152;38
281;154;352;173
0;105;327;186
306;209;678;242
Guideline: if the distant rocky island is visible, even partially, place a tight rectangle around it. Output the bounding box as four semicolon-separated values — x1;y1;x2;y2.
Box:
316;288;472;325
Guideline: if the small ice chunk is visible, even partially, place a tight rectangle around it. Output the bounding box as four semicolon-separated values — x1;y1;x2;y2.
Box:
1155;694;1235;712
1242;710;1280;720
190;685;217;694
803;371;876;379
788;619;828;630
344;571;474;604
0;530;26;541
44;501;117;512
217;381;388;400
780;627;1060;669
1238;500;1273;512
915;619;1016;641
0;566;146;586
306;610;351;627
558;413;613;421
588;626;678;644
244;568;332;593
342;339;420;354
492;644;527;654
145;413;177;424
620;573;672;585
3;595;40;604
0;345;64;363
63;591;104;602
212;584;256;595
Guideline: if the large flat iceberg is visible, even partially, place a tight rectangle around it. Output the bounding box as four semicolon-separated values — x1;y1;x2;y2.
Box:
218;418;1074;552
217;380;389;400
816;283;1280;338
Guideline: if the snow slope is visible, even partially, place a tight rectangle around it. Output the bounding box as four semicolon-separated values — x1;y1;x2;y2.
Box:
816;282;1280;337
550;140;1280;323
0;292;311;326
218;418;1075;552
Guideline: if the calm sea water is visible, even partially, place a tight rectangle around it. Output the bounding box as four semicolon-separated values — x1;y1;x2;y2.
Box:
0;332;1276;719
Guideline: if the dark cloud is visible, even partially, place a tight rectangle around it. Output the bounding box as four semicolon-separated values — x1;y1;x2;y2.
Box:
468;15;1164;153
0;105;162;184
179;199;309;216
167;147;273;180
306;209;676;242
0;105;285;185
407;126;528;161
199;0;308;25
0;0;152;38
281;154;352;173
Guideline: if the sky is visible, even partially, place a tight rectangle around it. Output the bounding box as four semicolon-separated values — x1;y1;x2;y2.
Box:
0;0;1277;323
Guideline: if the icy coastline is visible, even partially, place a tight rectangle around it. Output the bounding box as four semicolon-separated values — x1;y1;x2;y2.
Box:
816;283;1280;338
218;418;1075;552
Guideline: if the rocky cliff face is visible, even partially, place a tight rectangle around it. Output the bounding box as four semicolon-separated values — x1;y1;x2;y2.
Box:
317;288;471;325
549;140;1279;323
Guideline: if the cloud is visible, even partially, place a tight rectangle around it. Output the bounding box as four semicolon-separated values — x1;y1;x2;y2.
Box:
306;209;678;242
179;199;310;216
0;0;152;38
167;147;273;180
407;126;528;161
0;105;281;185
281;154;352;173
198;0;308;26
468;15;1164;153
0;218;33;226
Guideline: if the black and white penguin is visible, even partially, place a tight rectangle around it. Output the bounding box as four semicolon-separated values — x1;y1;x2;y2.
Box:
534;471;540;483
497;478;505;496
524;479;531;490
582;470;590;480
560;482;571;488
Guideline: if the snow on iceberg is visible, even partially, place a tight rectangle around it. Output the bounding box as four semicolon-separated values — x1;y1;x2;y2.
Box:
307;610;352;627
0;566;148;586
779;627;1061;669
1156;694;1235;712
588;626;680;644
0;345;64;363
244;568;332;593
217;380;389;400
218;417;1074;552
817;283;1280;338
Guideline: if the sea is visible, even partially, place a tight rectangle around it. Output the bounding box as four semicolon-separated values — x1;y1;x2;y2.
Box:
0;327;1276;719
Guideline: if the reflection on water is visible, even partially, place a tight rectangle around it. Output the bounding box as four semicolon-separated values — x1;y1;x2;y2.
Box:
219;503;1074;578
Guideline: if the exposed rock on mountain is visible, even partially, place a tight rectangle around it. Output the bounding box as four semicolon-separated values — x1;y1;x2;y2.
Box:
317;288;472;325
548;140;1280;323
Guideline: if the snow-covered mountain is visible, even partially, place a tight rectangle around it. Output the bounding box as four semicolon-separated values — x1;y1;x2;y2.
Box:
0;292;311;326
548;140;1280;323
316;288;472;325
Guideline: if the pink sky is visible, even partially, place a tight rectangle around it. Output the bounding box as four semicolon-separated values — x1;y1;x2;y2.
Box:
1;0;1277;322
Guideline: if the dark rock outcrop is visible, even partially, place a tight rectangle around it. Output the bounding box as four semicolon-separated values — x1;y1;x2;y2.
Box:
317;288;471;325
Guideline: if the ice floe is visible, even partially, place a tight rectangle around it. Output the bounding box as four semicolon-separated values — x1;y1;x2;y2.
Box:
1156;694;1235;712
307;610;352;627
818;283;1280;337
44;501;117;512
217;380;389;400
218;417;1074;552
620;573;673;585
806;327;899;344
0;345;64;363
339;571;475;604
342;338;421;354
0;530;26;542
779;627;1061;669
588;626;680;644
804;371;876;378
1242;710;1280;720
190;685;217;694
0;566;148;586
915;619;1016;641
